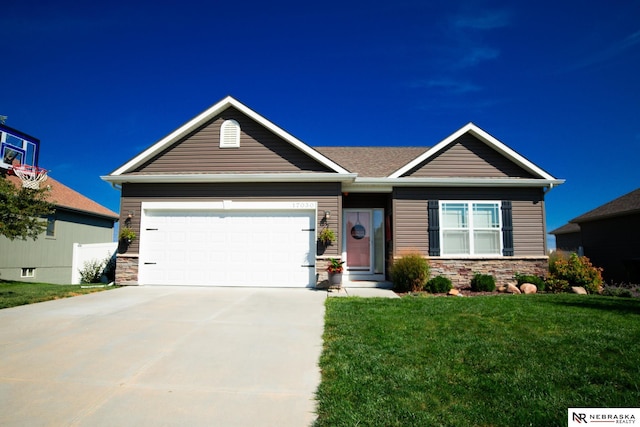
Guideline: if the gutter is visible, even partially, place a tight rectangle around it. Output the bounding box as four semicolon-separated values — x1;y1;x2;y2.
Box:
101;173;359;185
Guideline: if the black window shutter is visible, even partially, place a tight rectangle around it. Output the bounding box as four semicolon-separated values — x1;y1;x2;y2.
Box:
501;200;514;256
427;200;440;256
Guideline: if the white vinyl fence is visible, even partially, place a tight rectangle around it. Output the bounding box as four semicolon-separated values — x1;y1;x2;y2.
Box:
71;242;118;284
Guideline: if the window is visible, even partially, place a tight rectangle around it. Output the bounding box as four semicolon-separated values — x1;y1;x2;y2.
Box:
46;215;55;237
21;268;35;278
440;201;502;255
220;119;240;148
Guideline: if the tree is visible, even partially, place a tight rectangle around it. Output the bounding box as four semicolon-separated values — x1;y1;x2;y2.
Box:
0;176;55;240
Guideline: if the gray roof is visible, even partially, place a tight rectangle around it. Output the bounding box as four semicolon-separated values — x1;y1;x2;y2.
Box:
313;146;429;177
571;188;640;223
549;222;581;235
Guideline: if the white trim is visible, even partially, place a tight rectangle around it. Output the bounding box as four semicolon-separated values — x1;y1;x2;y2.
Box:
21;267;35;278
101;172;357;184
352;177;564;188
142;200;317;211
108;96;350;176
389;123;557;180
439;200;503;257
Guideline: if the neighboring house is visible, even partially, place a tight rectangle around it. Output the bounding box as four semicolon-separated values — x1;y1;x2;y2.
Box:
551;188;640;284
102;96;563;288
0;175;119;284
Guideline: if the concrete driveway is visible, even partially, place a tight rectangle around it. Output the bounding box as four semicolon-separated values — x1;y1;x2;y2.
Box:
0;286;327;426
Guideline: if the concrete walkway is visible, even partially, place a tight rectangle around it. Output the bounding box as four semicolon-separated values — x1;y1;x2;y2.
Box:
0;286;329;426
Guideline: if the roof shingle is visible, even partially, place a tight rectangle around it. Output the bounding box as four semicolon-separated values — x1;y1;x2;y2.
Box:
6;174;118;219
571;188;640;223
313;146;428;177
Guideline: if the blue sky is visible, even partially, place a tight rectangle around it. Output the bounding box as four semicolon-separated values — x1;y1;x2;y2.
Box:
2;1;639;247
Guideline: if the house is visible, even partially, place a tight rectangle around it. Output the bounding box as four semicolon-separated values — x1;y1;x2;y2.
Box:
551;188;640;284
0;174;119;284
102;96;563;288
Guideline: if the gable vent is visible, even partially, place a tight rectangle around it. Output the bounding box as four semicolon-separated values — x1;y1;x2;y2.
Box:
220;119;240;148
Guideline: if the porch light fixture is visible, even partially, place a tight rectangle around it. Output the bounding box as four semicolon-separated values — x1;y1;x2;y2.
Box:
324;211;331;220
125;210;135;226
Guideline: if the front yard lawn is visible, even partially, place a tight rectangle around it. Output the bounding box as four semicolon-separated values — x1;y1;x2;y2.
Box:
0;280;117;309
315;294;640;426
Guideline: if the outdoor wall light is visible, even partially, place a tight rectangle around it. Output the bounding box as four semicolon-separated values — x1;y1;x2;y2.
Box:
324;210;331;220
125;211;135;226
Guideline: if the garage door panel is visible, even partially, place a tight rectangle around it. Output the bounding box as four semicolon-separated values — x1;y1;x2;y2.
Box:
140;209;315;287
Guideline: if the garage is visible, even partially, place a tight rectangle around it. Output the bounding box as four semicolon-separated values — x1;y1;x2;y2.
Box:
138;201;317;287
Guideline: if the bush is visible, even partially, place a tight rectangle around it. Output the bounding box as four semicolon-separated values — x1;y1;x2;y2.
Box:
549;252;603;294
470;273;496;292
514;272;546;292
425;276;453;293
602;286;633;298
545;278;570;293
391;253;430;293
79;258;106;284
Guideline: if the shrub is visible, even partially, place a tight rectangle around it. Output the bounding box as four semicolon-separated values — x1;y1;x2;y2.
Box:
602;286;633;298
545;278;570;293
548;252;603;294
425;276;453;293
470;273;496;292
79;258;106;284
391;253;430;293
514;272;546;292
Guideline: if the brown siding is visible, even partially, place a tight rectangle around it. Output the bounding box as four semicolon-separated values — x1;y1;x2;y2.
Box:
118;182;341;257
512;199;546;256
392;187;546;256
393;196;429;255
134;107;332;174
405;134;536;179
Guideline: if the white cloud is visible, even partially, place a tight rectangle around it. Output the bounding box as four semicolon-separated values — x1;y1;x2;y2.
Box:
560;29;640;72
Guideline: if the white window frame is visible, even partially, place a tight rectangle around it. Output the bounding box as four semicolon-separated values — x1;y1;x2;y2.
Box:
220;119;240;148
21;267;35;278
439;201;503;256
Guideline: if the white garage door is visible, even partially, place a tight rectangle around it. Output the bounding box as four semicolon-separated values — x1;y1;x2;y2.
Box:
139;205;316;287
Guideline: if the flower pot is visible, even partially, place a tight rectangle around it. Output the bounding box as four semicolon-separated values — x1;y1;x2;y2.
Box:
328;272;343;287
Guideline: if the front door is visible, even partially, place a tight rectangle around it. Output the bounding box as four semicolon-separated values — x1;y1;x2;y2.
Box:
343;209;385;278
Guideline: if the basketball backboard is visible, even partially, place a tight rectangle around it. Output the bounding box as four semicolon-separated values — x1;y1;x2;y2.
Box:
0;123;40;171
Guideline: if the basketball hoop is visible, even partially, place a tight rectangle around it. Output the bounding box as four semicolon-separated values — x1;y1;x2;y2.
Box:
11;165;48;189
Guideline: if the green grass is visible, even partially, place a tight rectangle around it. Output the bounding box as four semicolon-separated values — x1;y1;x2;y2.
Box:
0;280;118;309
315;294;640;426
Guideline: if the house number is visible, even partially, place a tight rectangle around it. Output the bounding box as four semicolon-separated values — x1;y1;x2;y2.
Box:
292;202;316;209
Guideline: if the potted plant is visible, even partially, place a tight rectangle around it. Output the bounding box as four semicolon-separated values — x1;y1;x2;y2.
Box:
327;257;344;287
318;227;336;246
119;227;137;244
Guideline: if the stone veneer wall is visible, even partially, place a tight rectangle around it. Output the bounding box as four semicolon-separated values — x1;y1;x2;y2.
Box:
116;254;139;285
427;257;548;288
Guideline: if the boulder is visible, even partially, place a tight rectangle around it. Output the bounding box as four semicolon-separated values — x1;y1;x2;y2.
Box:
520;283;537;294
571;286;587;295
448;289;460;296
496;285;507;293
506;284;521;294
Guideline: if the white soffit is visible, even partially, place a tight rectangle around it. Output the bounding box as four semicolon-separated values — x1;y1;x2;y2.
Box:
109;96;350;176
388;123;558;181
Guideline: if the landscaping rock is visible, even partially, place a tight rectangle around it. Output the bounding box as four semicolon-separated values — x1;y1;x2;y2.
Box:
520;283;537;294
506;284;521;294
448;289;460;296
571;286;588;295
496;285;507;293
